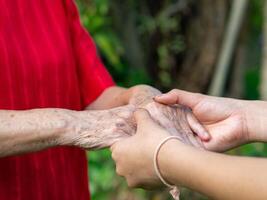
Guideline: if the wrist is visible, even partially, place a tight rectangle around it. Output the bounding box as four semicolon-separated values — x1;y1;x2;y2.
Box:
120;87;134;105
158;139;208;189
157;139;188;186
245;100;267;142
59;106;135;149
127;85;162;106
54;109;82;146
116;86;139;105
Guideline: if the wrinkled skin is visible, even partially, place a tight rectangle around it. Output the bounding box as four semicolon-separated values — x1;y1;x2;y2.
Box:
129;85;207;148
144;102;204;148
0;86;207;157
61;105;136;150
65;85;207;150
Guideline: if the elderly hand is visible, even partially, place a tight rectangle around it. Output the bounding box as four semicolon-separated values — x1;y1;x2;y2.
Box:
128;85;210;145
60;105;136;150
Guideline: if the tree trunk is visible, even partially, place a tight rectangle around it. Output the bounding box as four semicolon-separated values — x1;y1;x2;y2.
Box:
174;0;229;93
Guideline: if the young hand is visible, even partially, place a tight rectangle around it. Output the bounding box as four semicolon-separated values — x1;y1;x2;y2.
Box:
155;89;256;152
111;109;173;189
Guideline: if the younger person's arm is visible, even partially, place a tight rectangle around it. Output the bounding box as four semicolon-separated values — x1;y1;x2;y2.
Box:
160;139;267;200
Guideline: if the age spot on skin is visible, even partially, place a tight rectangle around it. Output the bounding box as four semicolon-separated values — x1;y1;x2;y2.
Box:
116;122;126;128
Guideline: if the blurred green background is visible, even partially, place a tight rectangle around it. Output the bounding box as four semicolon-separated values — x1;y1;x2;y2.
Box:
76;0;267;199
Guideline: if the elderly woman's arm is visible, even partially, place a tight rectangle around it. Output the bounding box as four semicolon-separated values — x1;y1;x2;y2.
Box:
86;85;159;110
0;105;135;157
89;85;210;142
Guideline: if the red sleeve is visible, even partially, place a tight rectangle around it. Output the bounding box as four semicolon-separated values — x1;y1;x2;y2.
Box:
65;0;115;108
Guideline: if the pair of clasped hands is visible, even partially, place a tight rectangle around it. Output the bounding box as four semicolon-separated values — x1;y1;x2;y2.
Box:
109;85;267;197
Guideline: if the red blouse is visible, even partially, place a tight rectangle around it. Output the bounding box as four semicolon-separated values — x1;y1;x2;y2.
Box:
0;0;114;199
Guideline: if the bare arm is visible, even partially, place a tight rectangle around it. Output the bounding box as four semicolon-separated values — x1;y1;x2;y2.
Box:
0;105;134;157
160;140;267;200
86;86;128;110
87;85;163;109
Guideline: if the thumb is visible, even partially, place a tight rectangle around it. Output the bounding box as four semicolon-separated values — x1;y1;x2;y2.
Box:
154;89;204;108
134;108;155;131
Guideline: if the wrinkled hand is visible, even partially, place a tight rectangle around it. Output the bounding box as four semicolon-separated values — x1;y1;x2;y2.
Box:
144;102;210;147
155;89;250;152
61;105;136;150
129;85;210;147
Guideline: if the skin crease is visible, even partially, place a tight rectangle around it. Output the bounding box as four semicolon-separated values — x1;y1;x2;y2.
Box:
111;109;267;200
0;85;207;158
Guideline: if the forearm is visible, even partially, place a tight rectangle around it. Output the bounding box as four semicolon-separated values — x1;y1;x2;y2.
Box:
0;108;72;157
87;85;161;110
159;141;267;200
0;106;134;157
245;100;267;142
124;85;161;106
87;86;128;110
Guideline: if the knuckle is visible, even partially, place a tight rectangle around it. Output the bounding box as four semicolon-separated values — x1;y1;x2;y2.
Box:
111;151;116;160
170;89;179;94
194;92;204;100
111;145;121;161
127;179;137;188
111;125;119;133
115;120;126;129
110;142;117;152
115;166;124;177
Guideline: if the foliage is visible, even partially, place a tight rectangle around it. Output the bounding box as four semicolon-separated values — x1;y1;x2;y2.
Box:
76;0;152;87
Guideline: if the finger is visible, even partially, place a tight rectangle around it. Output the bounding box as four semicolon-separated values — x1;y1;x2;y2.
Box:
134;108;155;128
110;143;116;152
154;89;203;108
127;178;140;189
186;112;211;141
186;133;204;148
110;138;126;155
110;139;123;152
115;165;124;177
